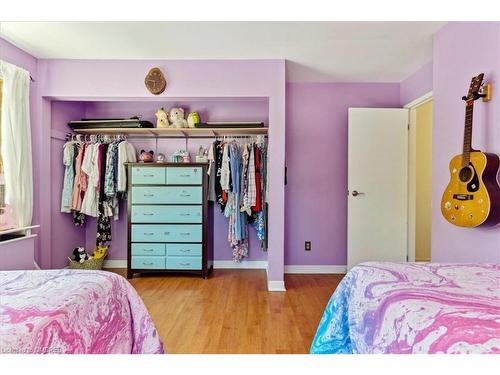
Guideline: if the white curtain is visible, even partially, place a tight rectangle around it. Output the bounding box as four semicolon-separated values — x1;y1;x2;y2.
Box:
0;60;33;228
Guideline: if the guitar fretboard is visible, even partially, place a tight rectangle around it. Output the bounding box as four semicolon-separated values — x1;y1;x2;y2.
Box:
462;102;474;167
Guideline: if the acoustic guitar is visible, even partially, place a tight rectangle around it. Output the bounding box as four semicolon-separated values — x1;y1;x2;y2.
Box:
441;73;500;227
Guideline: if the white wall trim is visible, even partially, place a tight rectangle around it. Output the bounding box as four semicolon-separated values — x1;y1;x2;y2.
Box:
408;106;417;263
404;91;433;109
103;260;269;270
0;234;37;246
406;91;433;263
0;224;40;236
267;280;286;292
284;265;347;274
103;259;127;268
103;260;349;274
213;260;268;269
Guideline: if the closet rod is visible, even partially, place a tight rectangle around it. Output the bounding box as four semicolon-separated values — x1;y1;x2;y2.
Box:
126;135;268;140
67;134;267;140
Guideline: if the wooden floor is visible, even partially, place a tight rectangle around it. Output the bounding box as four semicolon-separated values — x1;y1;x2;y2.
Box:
109;269;343;354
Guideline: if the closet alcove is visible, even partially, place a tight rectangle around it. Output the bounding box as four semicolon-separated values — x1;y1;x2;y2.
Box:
38;58;286;290
49;97;270;273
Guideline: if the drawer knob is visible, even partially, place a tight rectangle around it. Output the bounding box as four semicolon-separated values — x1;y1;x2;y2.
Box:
180;232;190;236
180;174;191;177
180;213;191;216
143;194;154;197
144;232;154;235
143;174;155;177
144;249;154;252
164;232;170;235
143;262;154;266
143;213;154;216
179;249;191;253
180;262;191;266
180;194;191;197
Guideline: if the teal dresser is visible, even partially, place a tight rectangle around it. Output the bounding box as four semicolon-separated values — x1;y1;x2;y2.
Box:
126;163;213;279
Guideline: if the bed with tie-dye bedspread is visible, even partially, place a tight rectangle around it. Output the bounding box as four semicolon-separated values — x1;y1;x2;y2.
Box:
310;262;499;354
0;269;164;354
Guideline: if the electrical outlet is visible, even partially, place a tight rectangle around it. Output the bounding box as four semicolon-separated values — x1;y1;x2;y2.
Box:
305;241;311;251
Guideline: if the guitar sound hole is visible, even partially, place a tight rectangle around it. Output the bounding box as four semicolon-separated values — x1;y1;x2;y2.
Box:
459;166;473;182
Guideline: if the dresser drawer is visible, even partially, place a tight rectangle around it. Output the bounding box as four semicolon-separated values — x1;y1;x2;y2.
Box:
131;225;165;242
131;186;203;204
131;205;202;223
131;167;166;185
131;256;165;269
167;167;203;185
167;243;202;257
131;243;166;256
166;256;202;270
131;224;203;242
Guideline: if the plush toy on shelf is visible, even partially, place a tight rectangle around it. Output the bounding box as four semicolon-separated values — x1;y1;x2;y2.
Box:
72;246;92;264
187;112;200;128
139;150;155;163
168;107;188;128
155;107;169;128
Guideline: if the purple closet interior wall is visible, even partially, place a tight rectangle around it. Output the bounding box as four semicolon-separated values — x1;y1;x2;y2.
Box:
432;22;500;263
78;100;269;262
400;61;433;106
50;102;86;267
0;38;42;265
285;82;401;266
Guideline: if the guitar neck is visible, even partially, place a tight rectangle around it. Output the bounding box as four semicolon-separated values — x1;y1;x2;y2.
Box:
462;102;474;167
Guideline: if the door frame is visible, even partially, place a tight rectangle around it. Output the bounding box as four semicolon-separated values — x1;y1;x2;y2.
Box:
404;91;433;262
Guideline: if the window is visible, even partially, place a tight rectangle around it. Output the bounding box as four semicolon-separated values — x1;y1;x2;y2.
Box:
0;63;33;230
0;78;14;230
0;78;4;208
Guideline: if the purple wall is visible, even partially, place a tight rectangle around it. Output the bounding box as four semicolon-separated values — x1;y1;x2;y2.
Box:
5;22;498;273
50;101;87;268
285;82;401;266
0;236;36;270
400;61;433;106
84;100;269;125
0;38;42;265
432;22;500;263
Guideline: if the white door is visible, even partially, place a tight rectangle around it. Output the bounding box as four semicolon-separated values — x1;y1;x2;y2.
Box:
347;108;409;270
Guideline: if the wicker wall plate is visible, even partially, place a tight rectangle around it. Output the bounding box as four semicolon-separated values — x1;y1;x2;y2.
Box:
145;67;167;95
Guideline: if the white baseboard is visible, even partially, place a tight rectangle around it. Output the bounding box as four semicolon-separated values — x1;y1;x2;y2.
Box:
103;259;127;268
284;265;347;274
103;260;268;270
267;280;286;292
213;260;268;269
103;260;346;276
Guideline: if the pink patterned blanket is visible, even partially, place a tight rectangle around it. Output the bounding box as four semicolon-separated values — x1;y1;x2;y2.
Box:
0;269;164;354
311;262;500;354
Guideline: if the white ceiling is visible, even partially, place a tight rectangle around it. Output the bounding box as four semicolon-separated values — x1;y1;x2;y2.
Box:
0;21;445;82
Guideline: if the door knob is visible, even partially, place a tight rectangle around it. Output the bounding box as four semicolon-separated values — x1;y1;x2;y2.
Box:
352;190;365;197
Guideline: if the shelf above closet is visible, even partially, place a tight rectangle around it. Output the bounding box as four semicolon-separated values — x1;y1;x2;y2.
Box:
71;127;268;137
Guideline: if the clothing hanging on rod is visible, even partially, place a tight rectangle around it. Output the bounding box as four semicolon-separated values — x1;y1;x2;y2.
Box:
208;135;268;262
60;134;137;245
